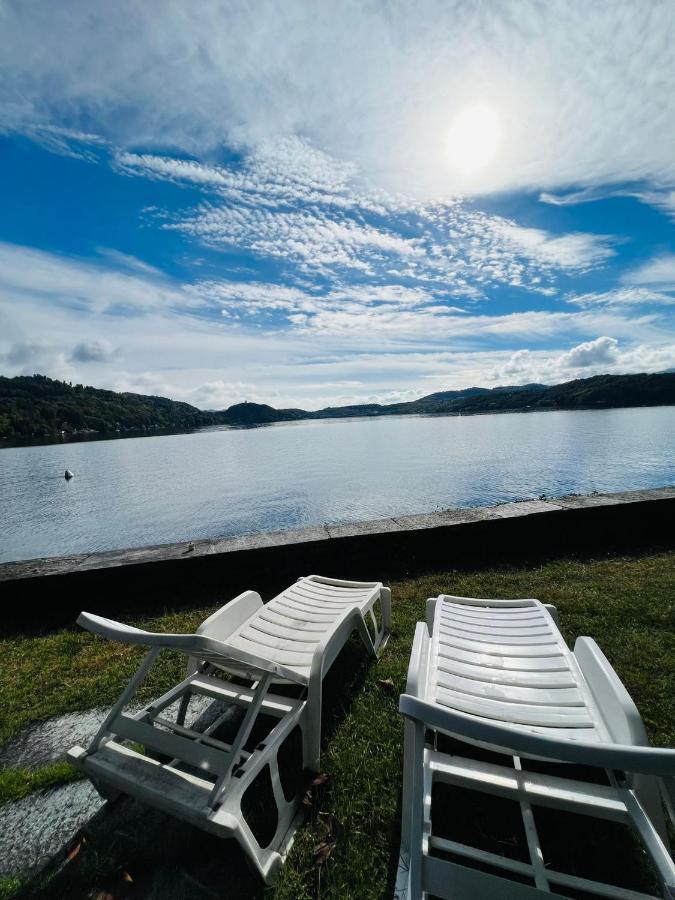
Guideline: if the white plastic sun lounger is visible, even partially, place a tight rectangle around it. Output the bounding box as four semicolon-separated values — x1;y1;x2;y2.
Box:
397;595;675;900
67;574;390;882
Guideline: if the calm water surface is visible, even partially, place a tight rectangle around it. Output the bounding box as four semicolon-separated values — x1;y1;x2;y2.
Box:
1;406;674;562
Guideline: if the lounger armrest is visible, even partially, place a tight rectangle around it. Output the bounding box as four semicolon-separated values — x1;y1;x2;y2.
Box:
77;612;306;684
399;693;675;776
425;599;437;632
196;590;263;641
543;603;560;627
573;636;648;747
406;622;431;697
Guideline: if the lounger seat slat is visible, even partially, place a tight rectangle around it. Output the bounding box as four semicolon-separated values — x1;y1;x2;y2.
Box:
438;635;564;657
435;672;585;706
441;616;550;639
284;591;354;610
288;585;373;604
438;625;559;646
276;595;353;613
436;645;571;672
272;599;338;621
441;606;546;622
441;600;540;614
441;617;552;636
243;619;323;644
435;686;595;727
236;632;317;655
258;610;333;632
290;582;376;601
233;636;314;667
436;658;578;688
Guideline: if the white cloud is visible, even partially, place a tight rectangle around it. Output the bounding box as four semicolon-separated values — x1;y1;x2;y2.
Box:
567;287;675;308
166;202;423;275
488;222;615;271
622;254;675;288
117;145;618;296
0;242;204;314
2;2;675;197
560;336;619;368
96;248;163;277
637;190;675;221
18;125;108;161
492;339;675;386
541;186;675;224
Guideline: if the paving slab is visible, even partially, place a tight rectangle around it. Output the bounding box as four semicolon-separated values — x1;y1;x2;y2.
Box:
325;517;403;538
207;531;281;553
490;499;564;518
75;539;213;571
0;779;105;876
0;554;90;580
0;693;223;771
264;525;331;546
555;492;630;509
0;708;113;769
392;507;497;531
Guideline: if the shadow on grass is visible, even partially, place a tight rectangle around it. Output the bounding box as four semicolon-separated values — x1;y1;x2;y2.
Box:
13;633;375;900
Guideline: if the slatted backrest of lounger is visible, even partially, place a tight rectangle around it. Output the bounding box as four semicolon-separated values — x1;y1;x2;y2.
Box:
226;575;382;681
428;596;610;742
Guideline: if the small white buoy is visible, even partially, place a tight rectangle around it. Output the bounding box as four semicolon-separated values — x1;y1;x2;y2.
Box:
65;469;74;480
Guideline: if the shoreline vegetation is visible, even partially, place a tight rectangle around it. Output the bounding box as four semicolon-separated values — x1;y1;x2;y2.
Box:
1;371;675;444
1;552;673;898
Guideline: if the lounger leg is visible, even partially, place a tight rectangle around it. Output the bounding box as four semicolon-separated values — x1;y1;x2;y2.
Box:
375;586;392;653
354;613;377;659
406;721;426;900
86;647;160;754
400;718;415;860
208;673;273;808
306;676;323;773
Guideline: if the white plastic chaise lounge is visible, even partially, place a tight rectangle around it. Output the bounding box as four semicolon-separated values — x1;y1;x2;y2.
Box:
397;594;675;900
67;574;390;882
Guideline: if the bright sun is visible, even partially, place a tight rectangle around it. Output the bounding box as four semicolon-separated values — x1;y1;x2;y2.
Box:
446;104;502;177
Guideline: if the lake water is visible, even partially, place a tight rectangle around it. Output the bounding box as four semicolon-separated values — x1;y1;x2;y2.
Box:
1;406;674;563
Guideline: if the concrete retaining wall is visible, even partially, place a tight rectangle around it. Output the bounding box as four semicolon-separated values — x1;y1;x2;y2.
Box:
2;486;674;631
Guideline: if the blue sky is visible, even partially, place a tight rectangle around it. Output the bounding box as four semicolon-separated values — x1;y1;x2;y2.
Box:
1;0;674;409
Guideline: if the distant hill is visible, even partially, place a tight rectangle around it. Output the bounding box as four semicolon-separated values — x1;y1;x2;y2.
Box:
1;372;675;439
223;402;306;426
0;374;217;438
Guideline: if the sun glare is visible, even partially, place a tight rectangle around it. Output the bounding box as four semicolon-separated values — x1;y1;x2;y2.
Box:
446;104;502;177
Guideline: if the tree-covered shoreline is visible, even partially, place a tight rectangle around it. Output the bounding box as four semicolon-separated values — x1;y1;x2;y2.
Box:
1;371;675;440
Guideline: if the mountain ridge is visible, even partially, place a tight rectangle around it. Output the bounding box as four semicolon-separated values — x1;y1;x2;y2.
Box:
1;372;675;439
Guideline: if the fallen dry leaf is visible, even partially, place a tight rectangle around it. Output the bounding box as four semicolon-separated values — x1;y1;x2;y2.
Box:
314;841;335;865
310;773;330;788
66;835;87;862
315;811;335;841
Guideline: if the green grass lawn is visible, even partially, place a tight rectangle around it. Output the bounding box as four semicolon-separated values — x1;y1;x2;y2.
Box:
1;552;674;898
